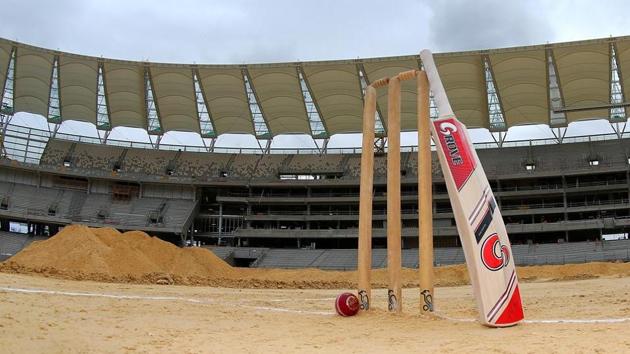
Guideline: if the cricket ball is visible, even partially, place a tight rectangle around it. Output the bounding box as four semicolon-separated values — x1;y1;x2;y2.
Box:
335;292;360;316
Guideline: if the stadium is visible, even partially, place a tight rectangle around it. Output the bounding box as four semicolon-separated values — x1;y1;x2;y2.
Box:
1;35;629;266
1;5;630;352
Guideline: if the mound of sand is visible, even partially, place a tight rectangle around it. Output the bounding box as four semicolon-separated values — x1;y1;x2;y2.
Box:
2;224;630;288
0;225;235;284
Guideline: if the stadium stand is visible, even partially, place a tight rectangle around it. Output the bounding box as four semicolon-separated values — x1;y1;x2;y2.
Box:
280;154;345;174
0;179;196;234
2;35;630;269
252;154;285;178
0;231;30;261
205;239;630;270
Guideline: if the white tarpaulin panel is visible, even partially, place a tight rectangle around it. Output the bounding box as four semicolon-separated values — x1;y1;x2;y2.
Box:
0;40;12;104
197;67;253;135
489;49;548;126
59;55;98;124
150;66;198;133
14;47;54;117
249;66;310;135
302;63;363;135
103;62;146;129
553;42;609;122
434;54;489;128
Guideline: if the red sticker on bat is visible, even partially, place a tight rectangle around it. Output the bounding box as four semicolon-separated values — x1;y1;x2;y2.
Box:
434;117;477;190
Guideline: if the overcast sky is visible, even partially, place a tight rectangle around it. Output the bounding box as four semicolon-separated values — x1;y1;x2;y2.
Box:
3;0;630;64
3;0;630;148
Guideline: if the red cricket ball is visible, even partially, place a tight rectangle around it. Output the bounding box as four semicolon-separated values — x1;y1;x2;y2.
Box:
335;292;360;316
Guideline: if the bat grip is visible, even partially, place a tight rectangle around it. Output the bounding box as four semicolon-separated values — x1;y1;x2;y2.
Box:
420;49;454;117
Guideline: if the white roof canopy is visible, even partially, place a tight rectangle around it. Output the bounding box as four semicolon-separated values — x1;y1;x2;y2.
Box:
1;36;628;138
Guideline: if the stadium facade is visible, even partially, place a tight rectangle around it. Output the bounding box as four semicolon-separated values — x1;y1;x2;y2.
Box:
0;36;629;267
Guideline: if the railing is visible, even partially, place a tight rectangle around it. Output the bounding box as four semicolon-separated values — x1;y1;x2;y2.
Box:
499;199;629;211
220;190;422;199
565;179;629;188
248;209;421;216
498;184;563;192
498;179;629;192
514;249;630;266
2;120;630;160
206;240;630;269
0;190;195;231
567;199;629;208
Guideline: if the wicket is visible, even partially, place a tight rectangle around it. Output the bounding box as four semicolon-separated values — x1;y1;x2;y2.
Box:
357;69;433;314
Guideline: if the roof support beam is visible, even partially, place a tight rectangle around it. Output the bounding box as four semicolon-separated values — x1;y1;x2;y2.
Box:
491;131;506;148
297;65;329;139
610;42;626;122
312;137;329;154
47;120;61;139
96;62;111;130
547;48;567;127
256;137;272;154
483;55;506;131
192;68;217;138
242;67;272;139
611;121;627;139
1;46;15;114
356;63;386;135
201;137;216;152
374;136;386;154
144;66;163;135
551;127;567;144
97;129;111;144
0;111;11;158
47;55;61;123
149;134;162;149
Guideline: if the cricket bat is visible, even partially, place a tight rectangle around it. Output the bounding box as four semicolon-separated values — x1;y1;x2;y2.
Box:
420;50;524;327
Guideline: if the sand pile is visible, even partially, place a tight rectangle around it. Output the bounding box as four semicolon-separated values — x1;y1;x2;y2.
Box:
517;261;630;282
0;225;235;284
2;224;630;288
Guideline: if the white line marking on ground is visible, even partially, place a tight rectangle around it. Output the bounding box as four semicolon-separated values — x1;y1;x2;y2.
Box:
434;312;630;324
7;286;626;322
259;297;336;303
524;318;630;324
0;286;334;316
0;286;210;303
434;313;476;322
241;305;334;316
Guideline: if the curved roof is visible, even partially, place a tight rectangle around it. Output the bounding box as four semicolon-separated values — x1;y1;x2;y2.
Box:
0;36;628;138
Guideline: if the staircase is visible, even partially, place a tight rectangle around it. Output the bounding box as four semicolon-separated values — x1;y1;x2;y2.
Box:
224;154;237;172
401;152;412;172
67;192;87;221
166;150;183;174
339;154;351;173
248;249;268;267
48;189;65;216
280;155;294;172
112;148;128;171
148;200;168;225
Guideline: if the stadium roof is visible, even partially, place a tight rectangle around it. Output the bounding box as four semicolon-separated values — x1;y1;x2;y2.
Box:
0;36;629;139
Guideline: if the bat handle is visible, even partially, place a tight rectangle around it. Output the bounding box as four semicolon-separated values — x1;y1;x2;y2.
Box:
420;49;454;117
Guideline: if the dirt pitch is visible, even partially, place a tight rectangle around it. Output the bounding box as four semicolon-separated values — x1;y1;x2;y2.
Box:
1;226;630;353
1;272;630;353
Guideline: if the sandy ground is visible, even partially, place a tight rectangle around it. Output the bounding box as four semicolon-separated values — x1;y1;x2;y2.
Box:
1;273;629;353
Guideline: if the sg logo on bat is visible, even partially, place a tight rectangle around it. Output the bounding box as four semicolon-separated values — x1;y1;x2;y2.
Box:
481;233;511;271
